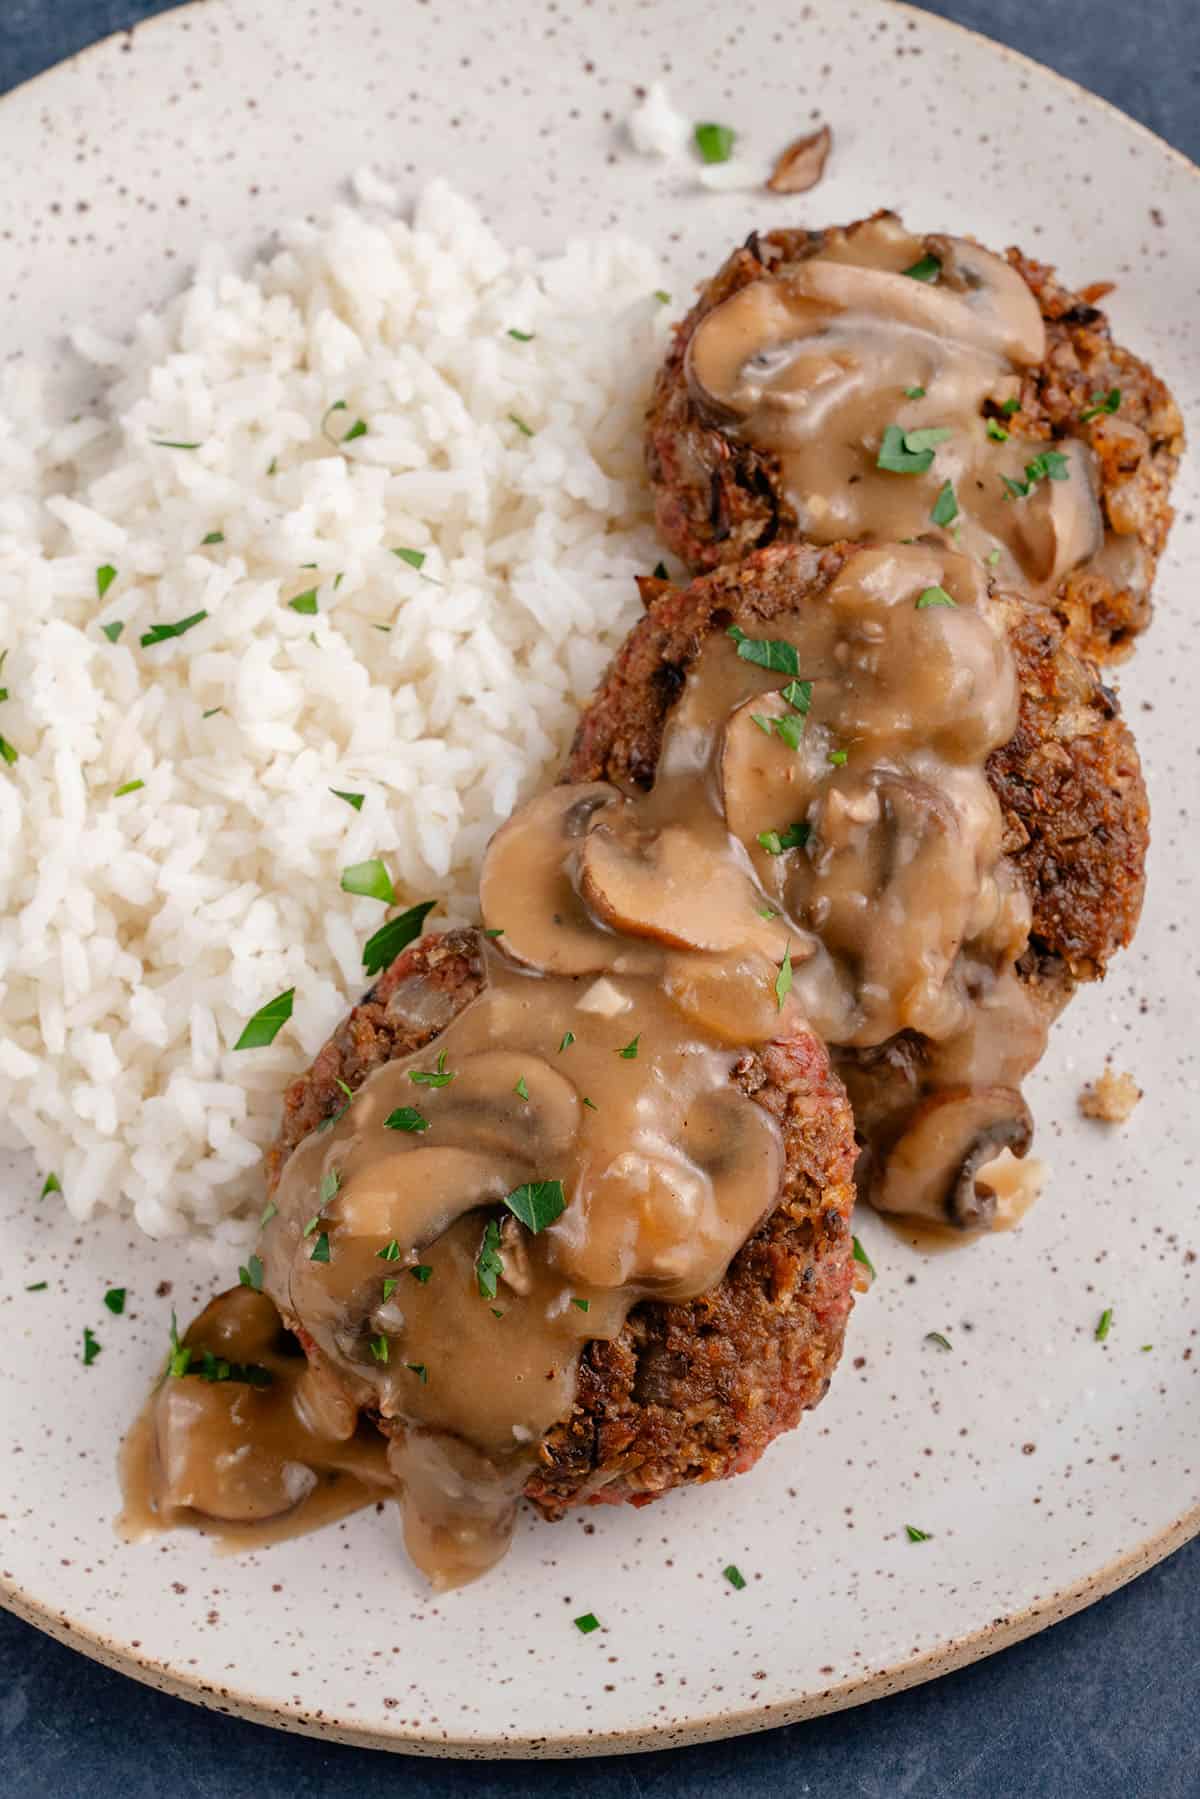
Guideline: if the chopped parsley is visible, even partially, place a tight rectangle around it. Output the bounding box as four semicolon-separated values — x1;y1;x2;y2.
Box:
723;1563;747;1591
303;1214;322;1238
238;1254;264;1292
233;987;295;1050
617;1035;640;1060
320;400;367;446
1096;1306;1114;1342
572;1297;590;1313
103;1287;127;1315
1000;396;1021;416
751;713;773;736
260;1199;278;1228
783;682;812;713
1;733;20;767
369;1334;389;1363
985;419;1009;442
317;1077;355;1134
309;1231;332;1264
378;1240;402;1261
341;859;397;903
876;423;949;474
201;531;225;545
694;121;736;164
406;1362;428;1383
139;610;208;648
202;706;223;718
40;1173;61;1199
514;1075;529;1101
828;748;848;767
653;561;670;580
382;1279;398;1301
113;779;144;797
925;1331;952;1351
1080;386;1121;422
484;927;505;938
391;547;427;571
96;564;117;599
361;899;436;975
411;1264;433;1284
1002;449;1070;500
319;1168;342;1204
916;586;957;610
774;944;793;1011
756;904;778;920
727;623;799;676
508;413;534;436
83;1327;101;1366
654;290;671;305
410;1049;455;1089
507;328;534;342
504;1179;566;1233
852;1236;876;1279
986;547;1002;567
757;821;810;856
101;621;125;643
476;1218;504;1300
930;480;958;527
288;589;319;615
558;1031;576;1053
342;419;368;443
901;254;940;282
904;385;926;400
150;438;202;450
905;1525;932;1543
166;1311;192;1379
573;1612;601;1635
330;788;364;811
25;1281;48;1293
383;1106;430;1133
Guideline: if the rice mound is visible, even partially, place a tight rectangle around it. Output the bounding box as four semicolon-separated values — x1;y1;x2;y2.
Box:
0;176;669;1240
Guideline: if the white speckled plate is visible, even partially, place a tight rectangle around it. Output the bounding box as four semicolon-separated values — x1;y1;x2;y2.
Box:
1;0;1197;1760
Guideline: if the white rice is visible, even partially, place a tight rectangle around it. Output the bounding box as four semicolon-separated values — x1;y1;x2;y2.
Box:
0;176;671;1243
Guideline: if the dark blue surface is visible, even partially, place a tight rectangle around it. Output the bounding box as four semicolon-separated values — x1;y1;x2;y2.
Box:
0;4;1196;1795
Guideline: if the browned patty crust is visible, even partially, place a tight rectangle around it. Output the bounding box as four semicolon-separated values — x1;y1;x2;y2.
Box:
267;929;859;1520
646;217;1184;662
566;544;1148;983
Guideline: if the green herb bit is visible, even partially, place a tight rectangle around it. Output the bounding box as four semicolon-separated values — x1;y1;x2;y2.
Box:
320;400;368;447
925;1331;952;1351
1000;396;1020;416
330;788;364;811
267;457;278;475
508;413;534;436
572;1297;590;1313
384;1106;430;1133
392;547;426;570
930;479;958;527
484;927;504;938
915;586;957;610
310;1232;332;1264
376;1237;400;1261
773;712;805;752
233;987;295;1051
905;1524;931;1543
101;621;125;643
406;1362;428;1383
1002;449;1071;500
1096;1307;1114;1342
694;121;736;163
573;1612;601;1635
202;706;223;719
202;531;225;545
289;588;319;616
303;1215;322;1238
504;1179;566;1233
782;679;812;714
341;858;397;904
986;547;1002;567
904;385;926;400
0;734;19;767
25;1281;48;1293
140;610;208;647
757;821;810;856
654;290;671;305
617;1035;640;1060
507;328;534;342
319;1168;342;1205
652;561;669;580
756;904;778;920
985;419;1009;442
876;424;945;474
103;1287;126;1315
343;419;368;442
723;1563;747;1591
260;1199;278;1228
369;1334;389;1364
727;624;799;676
238;1254;264;1292
476;1217;504;1300
83;1327;101;1366
165;1310;192;1379
774;944;793;1011
113;779;144;797
750;713;774;736
852;1235;876;1279
902;254;940;283
582;1096;598;1111
558;1031;575;1053
1080;386;1121;422
828;749;848;767
410;1264;433;1284
40;1172;62;1199
382;1279;398;1300
96;564;117;599
151;438;202;450
361;899;436;975
514;1075;529;1101
410;1049;455;1089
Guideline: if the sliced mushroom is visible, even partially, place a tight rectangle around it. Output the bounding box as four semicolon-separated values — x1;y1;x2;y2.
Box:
577;806;765;954
871;1086;1033;1229
406;1050;579;1162
767;124;832;194
1005;438;1104;589
478;783;620;975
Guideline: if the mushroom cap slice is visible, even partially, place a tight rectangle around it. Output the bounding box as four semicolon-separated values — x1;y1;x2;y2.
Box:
576;805;769;955
870;1085;1033;1229
479;783;620;976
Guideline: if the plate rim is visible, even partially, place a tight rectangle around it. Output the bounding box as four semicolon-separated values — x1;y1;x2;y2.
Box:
0;0;1197;1758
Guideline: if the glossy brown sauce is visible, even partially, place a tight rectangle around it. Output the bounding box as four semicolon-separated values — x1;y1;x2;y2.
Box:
125;216;1082;1583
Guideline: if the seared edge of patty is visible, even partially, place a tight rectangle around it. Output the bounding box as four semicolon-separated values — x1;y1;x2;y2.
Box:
646;217;1184;662
265;928;858;1518
565;544;1149;980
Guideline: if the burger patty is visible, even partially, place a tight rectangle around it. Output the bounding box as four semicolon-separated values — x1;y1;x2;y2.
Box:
566;543;1148;983
266;928;859;1519
646;216;1184;663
